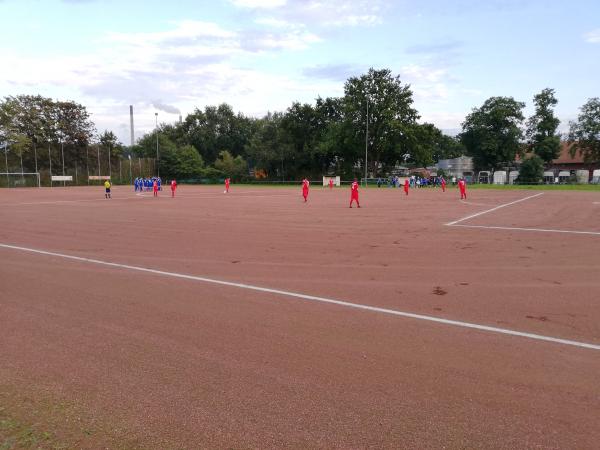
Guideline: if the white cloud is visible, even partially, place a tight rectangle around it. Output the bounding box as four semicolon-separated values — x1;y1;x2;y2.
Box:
230;0;286;8
254;17;290;28
233;0;384;28
401;64;448;84
106;20;236;44
251;17;321;49
399;64;451;102
0;16;335;144
418;111;466;130
325;14;381;27
249;30;321;50
583;29;600;43
298;0;382;23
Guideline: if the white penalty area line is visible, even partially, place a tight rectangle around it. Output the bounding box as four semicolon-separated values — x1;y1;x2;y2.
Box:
446;193;544;226
450;224;600;236
1;242;599;352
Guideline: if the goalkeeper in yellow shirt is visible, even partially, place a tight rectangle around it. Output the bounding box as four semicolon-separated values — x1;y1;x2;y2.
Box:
104;180;111;199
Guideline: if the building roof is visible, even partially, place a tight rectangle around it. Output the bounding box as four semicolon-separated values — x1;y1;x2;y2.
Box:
552;142;585;164
516;142;587;164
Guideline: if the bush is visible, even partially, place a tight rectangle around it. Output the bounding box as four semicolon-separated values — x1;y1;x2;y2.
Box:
517;155;544;184
214;150;248;181
201;166;224;181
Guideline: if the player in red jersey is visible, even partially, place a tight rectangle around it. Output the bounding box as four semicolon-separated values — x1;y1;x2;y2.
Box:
225;178;230;193
302;178;310;202
441;177;446;192
329;178;334;190
403;178;409;196
458;178;467;199
349;178;360;208
153;179;158;197
170;179;177;197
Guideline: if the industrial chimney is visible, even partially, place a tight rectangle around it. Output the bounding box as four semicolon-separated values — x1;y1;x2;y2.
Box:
129;105;135;146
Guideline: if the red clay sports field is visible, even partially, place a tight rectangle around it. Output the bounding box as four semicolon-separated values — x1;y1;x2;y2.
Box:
1;184;599;448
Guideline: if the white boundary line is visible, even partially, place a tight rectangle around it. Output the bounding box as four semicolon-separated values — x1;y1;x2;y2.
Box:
450;224;600;236
1;191;292;205
4;197;143;206
446;193;544;226
459;200;496;207
1;242;599;351
174;193;292;199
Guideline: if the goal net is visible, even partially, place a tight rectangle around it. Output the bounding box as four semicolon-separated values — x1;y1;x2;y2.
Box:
0;172;41;188
322;176;340;187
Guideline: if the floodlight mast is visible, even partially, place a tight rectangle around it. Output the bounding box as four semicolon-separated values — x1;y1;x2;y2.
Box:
365;97;369;187
2;142;9;187
128;154;132;184
155;112;159;178
61;139;65;186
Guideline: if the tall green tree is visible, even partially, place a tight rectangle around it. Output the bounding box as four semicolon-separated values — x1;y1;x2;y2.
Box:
134;133;204;179
343;68;419;176
568;98;600;163
281;102;318;177
312;97;350;176
166;144;204;179
526;88;561;163
180;103;252;164
436;134;466;161
99;130;123;158
403;124;464;167
0;95;94;172
54;100;96;169
245;112;294;180
460;96;525;170
404;123;438;167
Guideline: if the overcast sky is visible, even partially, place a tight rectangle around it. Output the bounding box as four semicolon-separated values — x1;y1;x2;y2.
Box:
1;0;599;144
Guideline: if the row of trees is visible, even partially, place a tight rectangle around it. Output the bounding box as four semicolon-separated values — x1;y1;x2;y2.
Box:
460;89;600;182
0;95;135;183
133;69;465;181
2;68;599;184
132;73;600;182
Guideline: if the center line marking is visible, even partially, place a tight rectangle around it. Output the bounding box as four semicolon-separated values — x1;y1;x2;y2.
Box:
446;192;543;226
1;242;599;351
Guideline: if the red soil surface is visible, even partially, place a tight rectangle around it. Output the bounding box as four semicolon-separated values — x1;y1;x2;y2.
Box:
1;185;599;448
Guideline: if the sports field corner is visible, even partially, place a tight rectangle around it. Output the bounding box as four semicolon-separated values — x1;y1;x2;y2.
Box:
1;184;600;448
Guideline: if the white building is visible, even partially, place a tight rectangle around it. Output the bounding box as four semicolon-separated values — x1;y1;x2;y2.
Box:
435;156;474;180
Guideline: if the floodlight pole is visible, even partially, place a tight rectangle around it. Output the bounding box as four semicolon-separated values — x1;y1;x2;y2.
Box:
129;155;132;183
86;145;90;185
365;96;369;187
3;143;8;187
61;139;65;186
48;143;53;188
155;112;159;178
34;144;38;176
